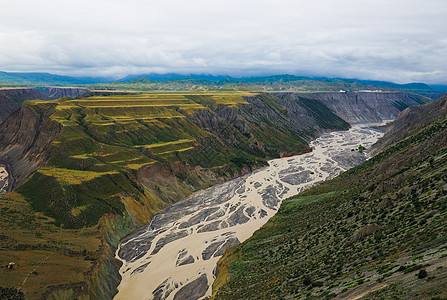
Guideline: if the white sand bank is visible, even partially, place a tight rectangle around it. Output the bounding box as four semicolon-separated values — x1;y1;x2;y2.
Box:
115;124;385;300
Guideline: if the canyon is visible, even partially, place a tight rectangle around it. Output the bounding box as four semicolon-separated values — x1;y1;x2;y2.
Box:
214;94;447;299
0;88;436;299
115;124;384;299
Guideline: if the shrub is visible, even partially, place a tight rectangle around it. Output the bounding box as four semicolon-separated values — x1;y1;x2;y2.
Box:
0;287;25;300
303;275;312;286
417;269;427;279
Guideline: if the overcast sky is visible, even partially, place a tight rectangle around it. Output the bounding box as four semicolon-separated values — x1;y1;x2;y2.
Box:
1;0;446;83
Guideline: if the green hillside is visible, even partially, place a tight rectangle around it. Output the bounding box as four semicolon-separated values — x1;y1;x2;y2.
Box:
214;95;447;299
16;92;266;229
85;76;443;99
0;91;349;299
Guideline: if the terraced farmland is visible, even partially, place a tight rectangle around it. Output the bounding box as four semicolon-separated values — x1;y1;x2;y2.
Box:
1;90;350;299
16;91;284;229
11;90;351;234
51;93;243;156
15;91;351;231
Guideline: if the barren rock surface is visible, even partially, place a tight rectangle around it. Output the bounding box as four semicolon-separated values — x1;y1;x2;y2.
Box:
0;162;12;195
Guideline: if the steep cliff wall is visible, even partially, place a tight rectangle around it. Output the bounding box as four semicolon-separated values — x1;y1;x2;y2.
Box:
0;88;47;122
0;87;91;123
39;87;89;100
0;103;62;186
275;92;430;124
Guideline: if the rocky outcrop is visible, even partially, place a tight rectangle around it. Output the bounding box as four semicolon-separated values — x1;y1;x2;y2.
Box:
0;161;13;195
39;87;88;99
0;104;62;185
276;92;430;124
280;148;312;158
188;93;350;160
0;87;91;123
0;88;47;122
352;224;382;242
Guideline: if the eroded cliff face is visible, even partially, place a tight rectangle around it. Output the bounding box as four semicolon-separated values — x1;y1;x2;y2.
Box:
0;87;90;123
188;93;349;156
0;104;62;186
39;87;89;100
275;92;430;124
0;88;47;122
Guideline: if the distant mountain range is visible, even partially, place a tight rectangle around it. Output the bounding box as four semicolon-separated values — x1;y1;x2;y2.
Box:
1;71;446;96
0;71;111;86
118;73;446;90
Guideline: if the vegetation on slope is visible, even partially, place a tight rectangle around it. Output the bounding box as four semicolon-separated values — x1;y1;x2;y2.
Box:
0;91;349;299
214;95;447;299
84;75;443;99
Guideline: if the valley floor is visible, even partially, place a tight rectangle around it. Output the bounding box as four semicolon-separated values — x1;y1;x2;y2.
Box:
115;124;384;300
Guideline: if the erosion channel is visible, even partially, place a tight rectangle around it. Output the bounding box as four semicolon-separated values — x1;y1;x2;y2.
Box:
115;123;385;300
0;160;13;195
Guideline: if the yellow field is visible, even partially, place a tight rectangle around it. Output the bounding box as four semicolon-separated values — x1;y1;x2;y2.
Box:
35;91;259;184
141;138;196;149
38;168;118;185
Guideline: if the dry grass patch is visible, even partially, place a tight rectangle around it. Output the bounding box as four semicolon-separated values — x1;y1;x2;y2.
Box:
38;168;118;185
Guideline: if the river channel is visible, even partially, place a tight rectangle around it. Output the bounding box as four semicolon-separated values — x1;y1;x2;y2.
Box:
115;124;385;300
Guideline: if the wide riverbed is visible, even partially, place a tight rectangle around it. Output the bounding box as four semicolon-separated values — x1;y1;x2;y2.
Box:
115;124;384;300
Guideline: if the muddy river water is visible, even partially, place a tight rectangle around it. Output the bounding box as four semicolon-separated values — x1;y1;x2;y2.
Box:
115;124;385;300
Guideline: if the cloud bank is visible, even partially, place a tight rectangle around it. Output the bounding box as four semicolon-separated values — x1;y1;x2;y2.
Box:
1;0;446;83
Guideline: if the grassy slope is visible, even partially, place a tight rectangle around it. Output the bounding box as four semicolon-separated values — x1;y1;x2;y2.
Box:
0;91;348;299
0;192;97;300
214;97;447;299
16;92;255;229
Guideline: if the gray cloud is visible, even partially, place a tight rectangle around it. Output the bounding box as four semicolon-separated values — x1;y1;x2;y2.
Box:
1;0;446;83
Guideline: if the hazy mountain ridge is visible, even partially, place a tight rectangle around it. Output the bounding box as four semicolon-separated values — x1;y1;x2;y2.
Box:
89;76;442;97
0;71;111;86
213;94;447;299
0;71;444;99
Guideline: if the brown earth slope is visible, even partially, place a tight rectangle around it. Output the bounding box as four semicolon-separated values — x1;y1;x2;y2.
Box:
275;92;430;124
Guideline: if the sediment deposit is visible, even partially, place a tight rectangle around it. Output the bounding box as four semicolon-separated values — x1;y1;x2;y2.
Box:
115;124;384;300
